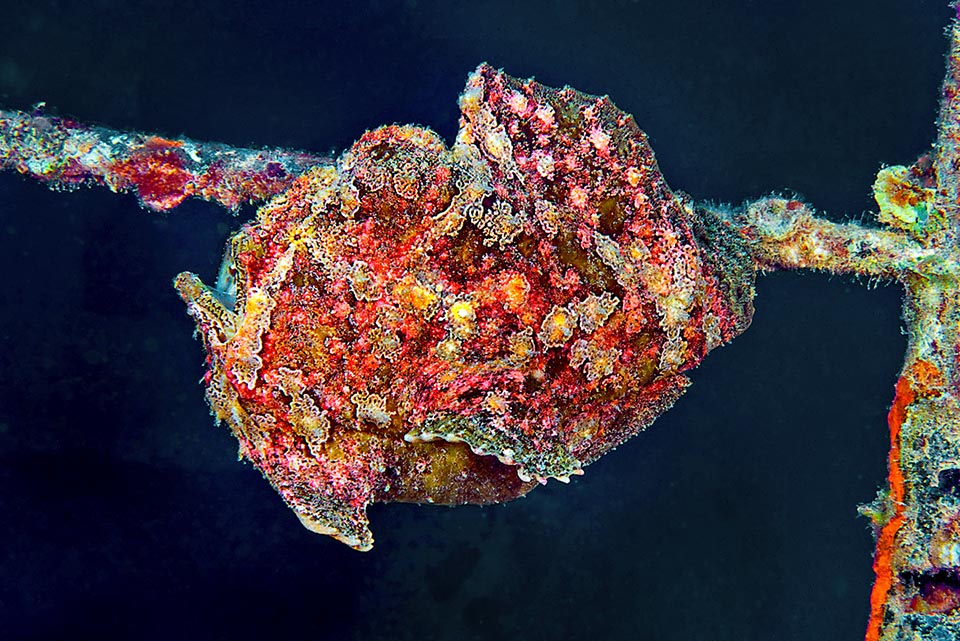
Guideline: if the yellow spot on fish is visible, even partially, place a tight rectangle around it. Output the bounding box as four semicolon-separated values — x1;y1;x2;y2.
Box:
448;299;477;338
538;304;576;348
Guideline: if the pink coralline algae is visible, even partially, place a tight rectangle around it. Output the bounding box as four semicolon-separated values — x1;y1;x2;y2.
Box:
173;65;756;550
0;108;326;211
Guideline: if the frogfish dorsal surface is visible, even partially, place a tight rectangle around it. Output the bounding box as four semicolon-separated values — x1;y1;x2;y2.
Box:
175;64;756;550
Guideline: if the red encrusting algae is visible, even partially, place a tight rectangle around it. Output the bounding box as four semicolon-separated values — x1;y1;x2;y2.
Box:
0;110;327;211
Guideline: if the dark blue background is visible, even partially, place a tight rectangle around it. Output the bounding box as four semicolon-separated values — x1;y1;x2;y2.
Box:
0;1;950;639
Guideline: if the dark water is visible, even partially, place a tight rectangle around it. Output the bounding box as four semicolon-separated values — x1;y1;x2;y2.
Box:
0;1;950;639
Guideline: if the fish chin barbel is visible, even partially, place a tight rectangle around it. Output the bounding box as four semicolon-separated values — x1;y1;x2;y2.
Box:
4;32;960;637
